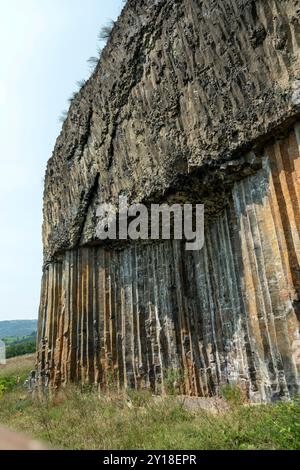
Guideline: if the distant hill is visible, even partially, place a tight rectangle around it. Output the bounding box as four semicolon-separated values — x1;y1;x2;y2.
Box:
0;320;37;339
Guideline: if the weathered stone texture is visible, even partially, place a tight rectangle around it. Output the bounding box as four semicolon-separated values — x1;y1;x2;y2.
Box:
43;0;300;262
38;0;300;401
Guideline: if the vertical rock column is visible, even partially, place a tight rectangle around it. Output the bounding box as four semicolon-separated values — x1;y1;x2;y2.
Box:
37;125;300;401
233;124;300;399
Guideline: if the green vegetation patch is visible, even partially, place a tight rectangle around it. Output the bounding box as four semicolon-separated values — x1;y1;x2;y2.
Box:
0;359;299;450
0;354;35;397
0;386;299;450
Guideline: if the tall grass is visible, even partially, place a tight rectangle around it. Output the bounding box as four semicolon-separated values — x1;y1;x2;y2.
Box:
0;386;299;450
0;356;299;450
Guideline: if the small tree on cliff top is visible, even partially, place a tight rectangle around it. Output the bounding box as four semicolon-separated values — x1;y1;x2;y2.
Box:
98;21;115;42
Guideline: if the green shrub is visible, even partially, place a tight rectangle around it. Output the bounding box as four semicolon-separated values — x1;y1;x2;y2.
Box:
163;368;183;395
220;383;246;406
98;22;115;42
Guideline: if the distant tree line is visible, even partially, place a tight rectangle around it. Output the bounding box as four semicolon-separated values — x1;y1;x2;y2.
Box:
2;333;37;359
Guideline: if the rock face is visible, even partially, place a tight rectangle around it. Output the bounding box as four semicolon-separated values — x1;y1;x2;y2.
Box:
37;0;300;401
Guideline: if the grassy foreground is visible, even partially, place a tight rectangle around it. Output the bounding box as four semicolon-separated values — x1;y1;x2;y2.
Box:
0;356;300;450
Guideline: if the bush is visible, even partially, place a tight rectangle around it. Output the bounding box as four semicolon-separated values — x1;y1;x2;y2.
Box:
76;80;86;89
220;383;246;406
0;376;18;394
98;21;115;42
59;110;68;124
163;368;183;395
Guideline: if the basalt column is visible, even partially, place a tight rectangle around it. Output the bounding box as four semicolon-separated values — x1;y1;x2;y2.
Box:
37;126;300;401
38;0;300;401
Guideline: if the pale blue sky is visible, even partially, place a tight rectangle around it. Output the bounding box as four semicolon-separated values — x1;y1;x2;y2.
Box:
0;0;124;321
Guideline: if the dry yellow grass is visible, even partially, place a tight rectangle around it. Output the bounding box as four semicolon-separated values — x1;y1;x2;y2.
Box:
0;354;35;378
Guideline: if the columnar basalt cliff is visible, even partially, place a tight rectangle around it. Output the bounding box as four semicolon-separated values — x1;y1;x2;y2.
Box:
37;0;300;401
